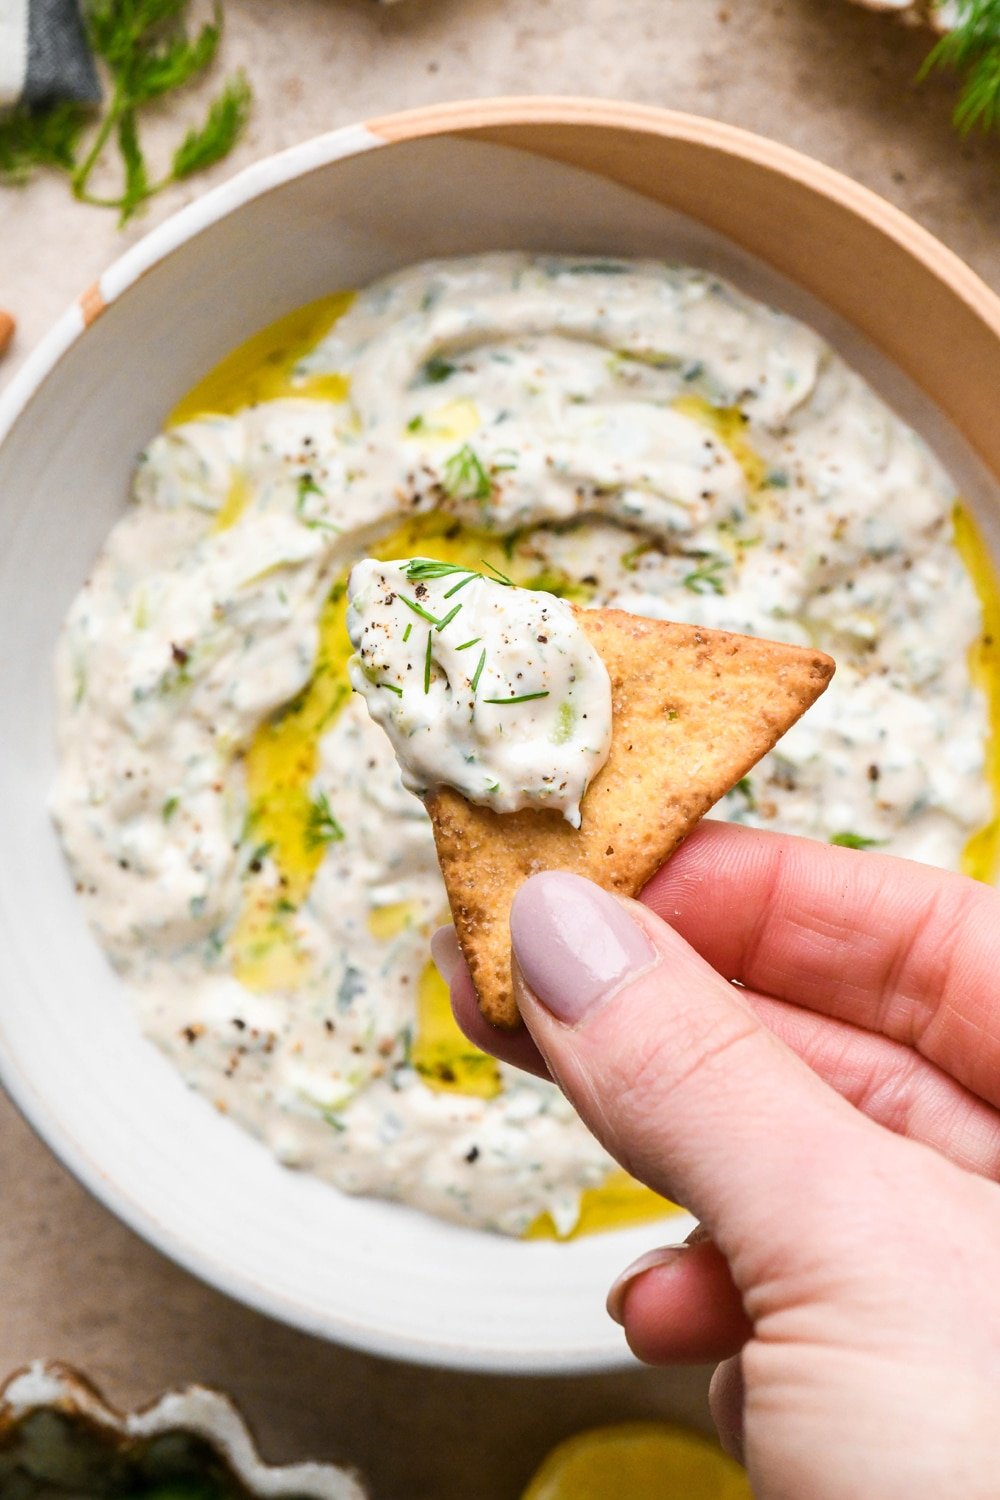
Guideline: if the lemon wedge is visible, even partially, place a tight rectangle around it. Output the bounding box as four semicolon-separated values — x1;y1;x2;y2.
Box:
521;1422;751;1500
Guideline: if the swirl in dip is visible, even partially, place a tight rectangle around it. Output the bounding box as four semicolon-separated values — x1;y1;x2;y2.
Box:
51;254;994;1235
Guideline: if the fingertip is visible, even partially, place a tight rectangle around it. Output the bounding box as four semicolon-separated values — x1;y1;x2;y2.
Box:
430;924;463;985
613;1239;752;1365
446;939;553;1081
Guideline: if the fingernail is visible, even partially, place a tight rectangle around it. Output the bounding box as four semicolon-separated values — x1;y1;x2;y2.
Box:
509;872;657;1024
606;1246;686;1326
430;925;462;985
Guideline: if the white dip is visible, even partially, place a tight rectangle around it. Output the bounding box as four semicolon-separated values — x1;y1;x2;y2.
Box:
346;558;612;825
51;254;992;1235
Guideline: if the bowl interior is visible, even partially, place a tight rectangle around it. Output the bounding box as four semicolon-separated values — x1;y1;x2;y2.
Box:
1;125;997;1371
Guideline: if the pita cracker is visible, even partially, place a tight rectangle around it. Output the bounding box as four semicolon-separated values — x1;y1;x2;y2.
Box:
427;606;834;1028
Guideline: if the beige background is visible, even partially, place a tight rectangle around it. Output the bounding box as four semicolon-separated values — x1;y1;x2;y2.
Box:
2;2;1000;1496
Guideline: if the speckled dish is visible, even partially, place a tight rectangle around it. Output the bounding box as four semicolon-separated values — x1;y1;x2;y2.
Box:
2;99;1000;1373
0;1362;365;1498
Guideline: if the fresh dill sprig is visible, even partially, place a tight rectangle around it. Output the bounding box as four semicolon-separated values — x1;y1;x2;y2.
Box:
402;623;412;643
423;631;434;693
470;649;487;693
441;444;492;503
481;691;551;705
0;0;251;223
0;101;89;182
919;0;1000;134
305;791;345;849
379;681;403;697
456;636;481;650
404;559;474;581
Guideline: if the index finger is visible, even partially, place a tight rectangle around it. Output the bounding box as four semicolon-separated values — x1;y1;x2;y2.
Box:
642;822;1000;1108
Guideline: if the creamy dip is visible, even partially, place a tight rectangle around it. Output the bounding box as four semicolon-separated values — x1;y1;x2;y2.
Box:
346;558;612;824
51;254;994;1235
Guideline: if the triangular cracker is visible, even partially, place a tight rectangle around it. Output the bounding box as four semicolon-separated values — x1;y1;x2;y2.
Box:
427;606;834;1028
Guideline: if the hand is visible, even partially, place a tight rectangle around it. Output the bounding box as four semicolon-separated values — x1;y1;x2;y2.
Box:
434;822;1000;1500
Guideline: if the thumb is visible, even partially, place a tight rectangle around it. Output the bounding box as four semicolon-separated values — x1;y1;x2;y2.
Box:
510;870;892;1271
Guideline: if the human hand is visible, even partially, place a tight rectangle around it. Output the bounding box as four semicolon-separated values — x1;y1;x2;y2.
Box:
434;823;1000;1499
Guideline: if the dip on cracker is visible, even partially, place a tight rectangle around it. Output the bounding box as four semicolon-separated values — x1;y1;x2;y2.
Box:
346;558;613;826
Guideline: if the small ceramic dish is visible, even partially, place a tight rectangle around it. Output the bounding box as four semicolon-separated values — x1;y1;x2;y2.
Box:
2;99;1000;1372
0;1362;365;1498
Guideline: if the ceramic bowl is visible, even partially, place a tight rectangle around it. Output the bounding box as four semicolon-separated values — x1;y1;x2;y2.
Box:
0;1362;365;1498
2;98;1000;1373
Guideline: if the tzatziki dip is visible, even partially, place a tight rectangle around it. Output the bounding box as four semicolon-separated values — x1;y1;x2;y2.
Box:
346;558;612;825
51;253;997;1236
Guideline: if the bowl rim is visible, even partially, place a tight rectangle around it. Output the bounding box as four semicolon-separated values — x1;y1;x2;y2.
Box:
4;95;1000;1372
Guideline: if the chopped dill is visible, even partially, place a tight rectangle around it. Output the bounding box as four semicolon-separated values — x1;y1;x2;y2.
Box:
400;594;443;626
482;691;551;705
456;637;482;650
305;791;345;849
424;630;434;693
405;558;473;581
422;356;458;384
379;681;403;696
682;557;728;596
444;571;479;598
442;444;492;503
435;603;463;631
402;622;412;643
481;559;514;587
470;649;487;693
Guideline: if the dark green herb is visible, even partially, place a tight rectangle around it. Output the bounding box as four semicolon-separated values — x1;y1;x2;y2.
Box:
404;558;473;581
470;649;487;693
399;594;443;626
402;622;412;643
731;776;756;810
0;0;251;223
406;415;426;433
297;474;323;502
919;0;1000;134
424;630;434;693
456;636;482;650
162;794;180;821
482;691;551;705
422;355;458;384
378;681;403;697
481;559;514;587
682;557;728;596
305;791;344;849
0;101;88;183
444;571;479;598
435;603;463;631
295;473;339;531
442;444;492;503
171;73;250;178
829;831;885;850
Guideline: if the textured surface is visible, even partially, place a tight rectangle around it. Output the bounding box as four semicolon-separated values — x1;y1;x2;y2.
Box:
2;2;1000;1497
432;609;832;1026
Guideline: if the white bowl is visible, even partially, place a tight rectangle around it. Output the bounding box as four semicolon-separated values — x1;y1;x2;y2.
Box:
3;98;1000;1373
